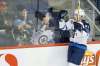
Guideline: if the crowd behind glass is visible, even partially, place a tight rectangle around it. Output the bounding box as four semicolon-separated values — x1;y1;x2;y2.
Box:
0;0;92;45
0;5;72;45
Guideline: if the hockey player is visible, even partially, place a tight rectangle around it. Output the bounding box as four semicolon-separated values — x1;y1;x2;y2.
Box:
67;9;90;66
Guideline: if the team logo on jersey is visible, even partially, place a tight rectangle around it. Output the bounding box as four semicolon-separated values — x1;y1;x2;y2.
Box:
38;35;48;44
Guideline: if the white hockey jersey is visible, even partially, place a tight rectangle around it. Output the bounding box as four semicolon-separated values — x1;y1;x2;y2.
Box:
63;19;90;45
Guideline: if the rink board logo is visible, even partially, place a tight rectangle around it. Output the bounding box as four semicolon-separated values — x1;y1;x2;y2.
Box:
81;51;95;66
81;50;100;66
0;54;18;66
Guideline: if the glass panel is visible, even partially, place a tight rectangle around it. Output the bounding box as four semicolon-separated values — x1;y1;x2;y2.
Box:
0;0;100;46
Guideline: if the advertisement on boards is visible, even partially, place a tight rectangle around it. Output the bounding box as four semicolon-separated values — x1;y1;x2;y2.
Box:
0;44;100;66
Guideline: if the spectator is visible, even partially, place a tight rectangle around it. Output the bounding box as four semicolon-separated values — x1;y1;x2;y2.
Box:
58;10;70;43
13;7;32;45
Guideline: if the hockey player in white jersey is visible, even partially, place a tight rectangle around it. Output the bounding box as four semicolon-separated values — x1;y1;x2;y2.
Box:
66;9;90;66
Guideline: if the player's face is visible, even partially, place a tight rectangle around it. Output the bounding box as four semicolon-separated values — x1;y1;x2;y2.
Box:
21;9;28;17
74;14;78;21
74;14;83;22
